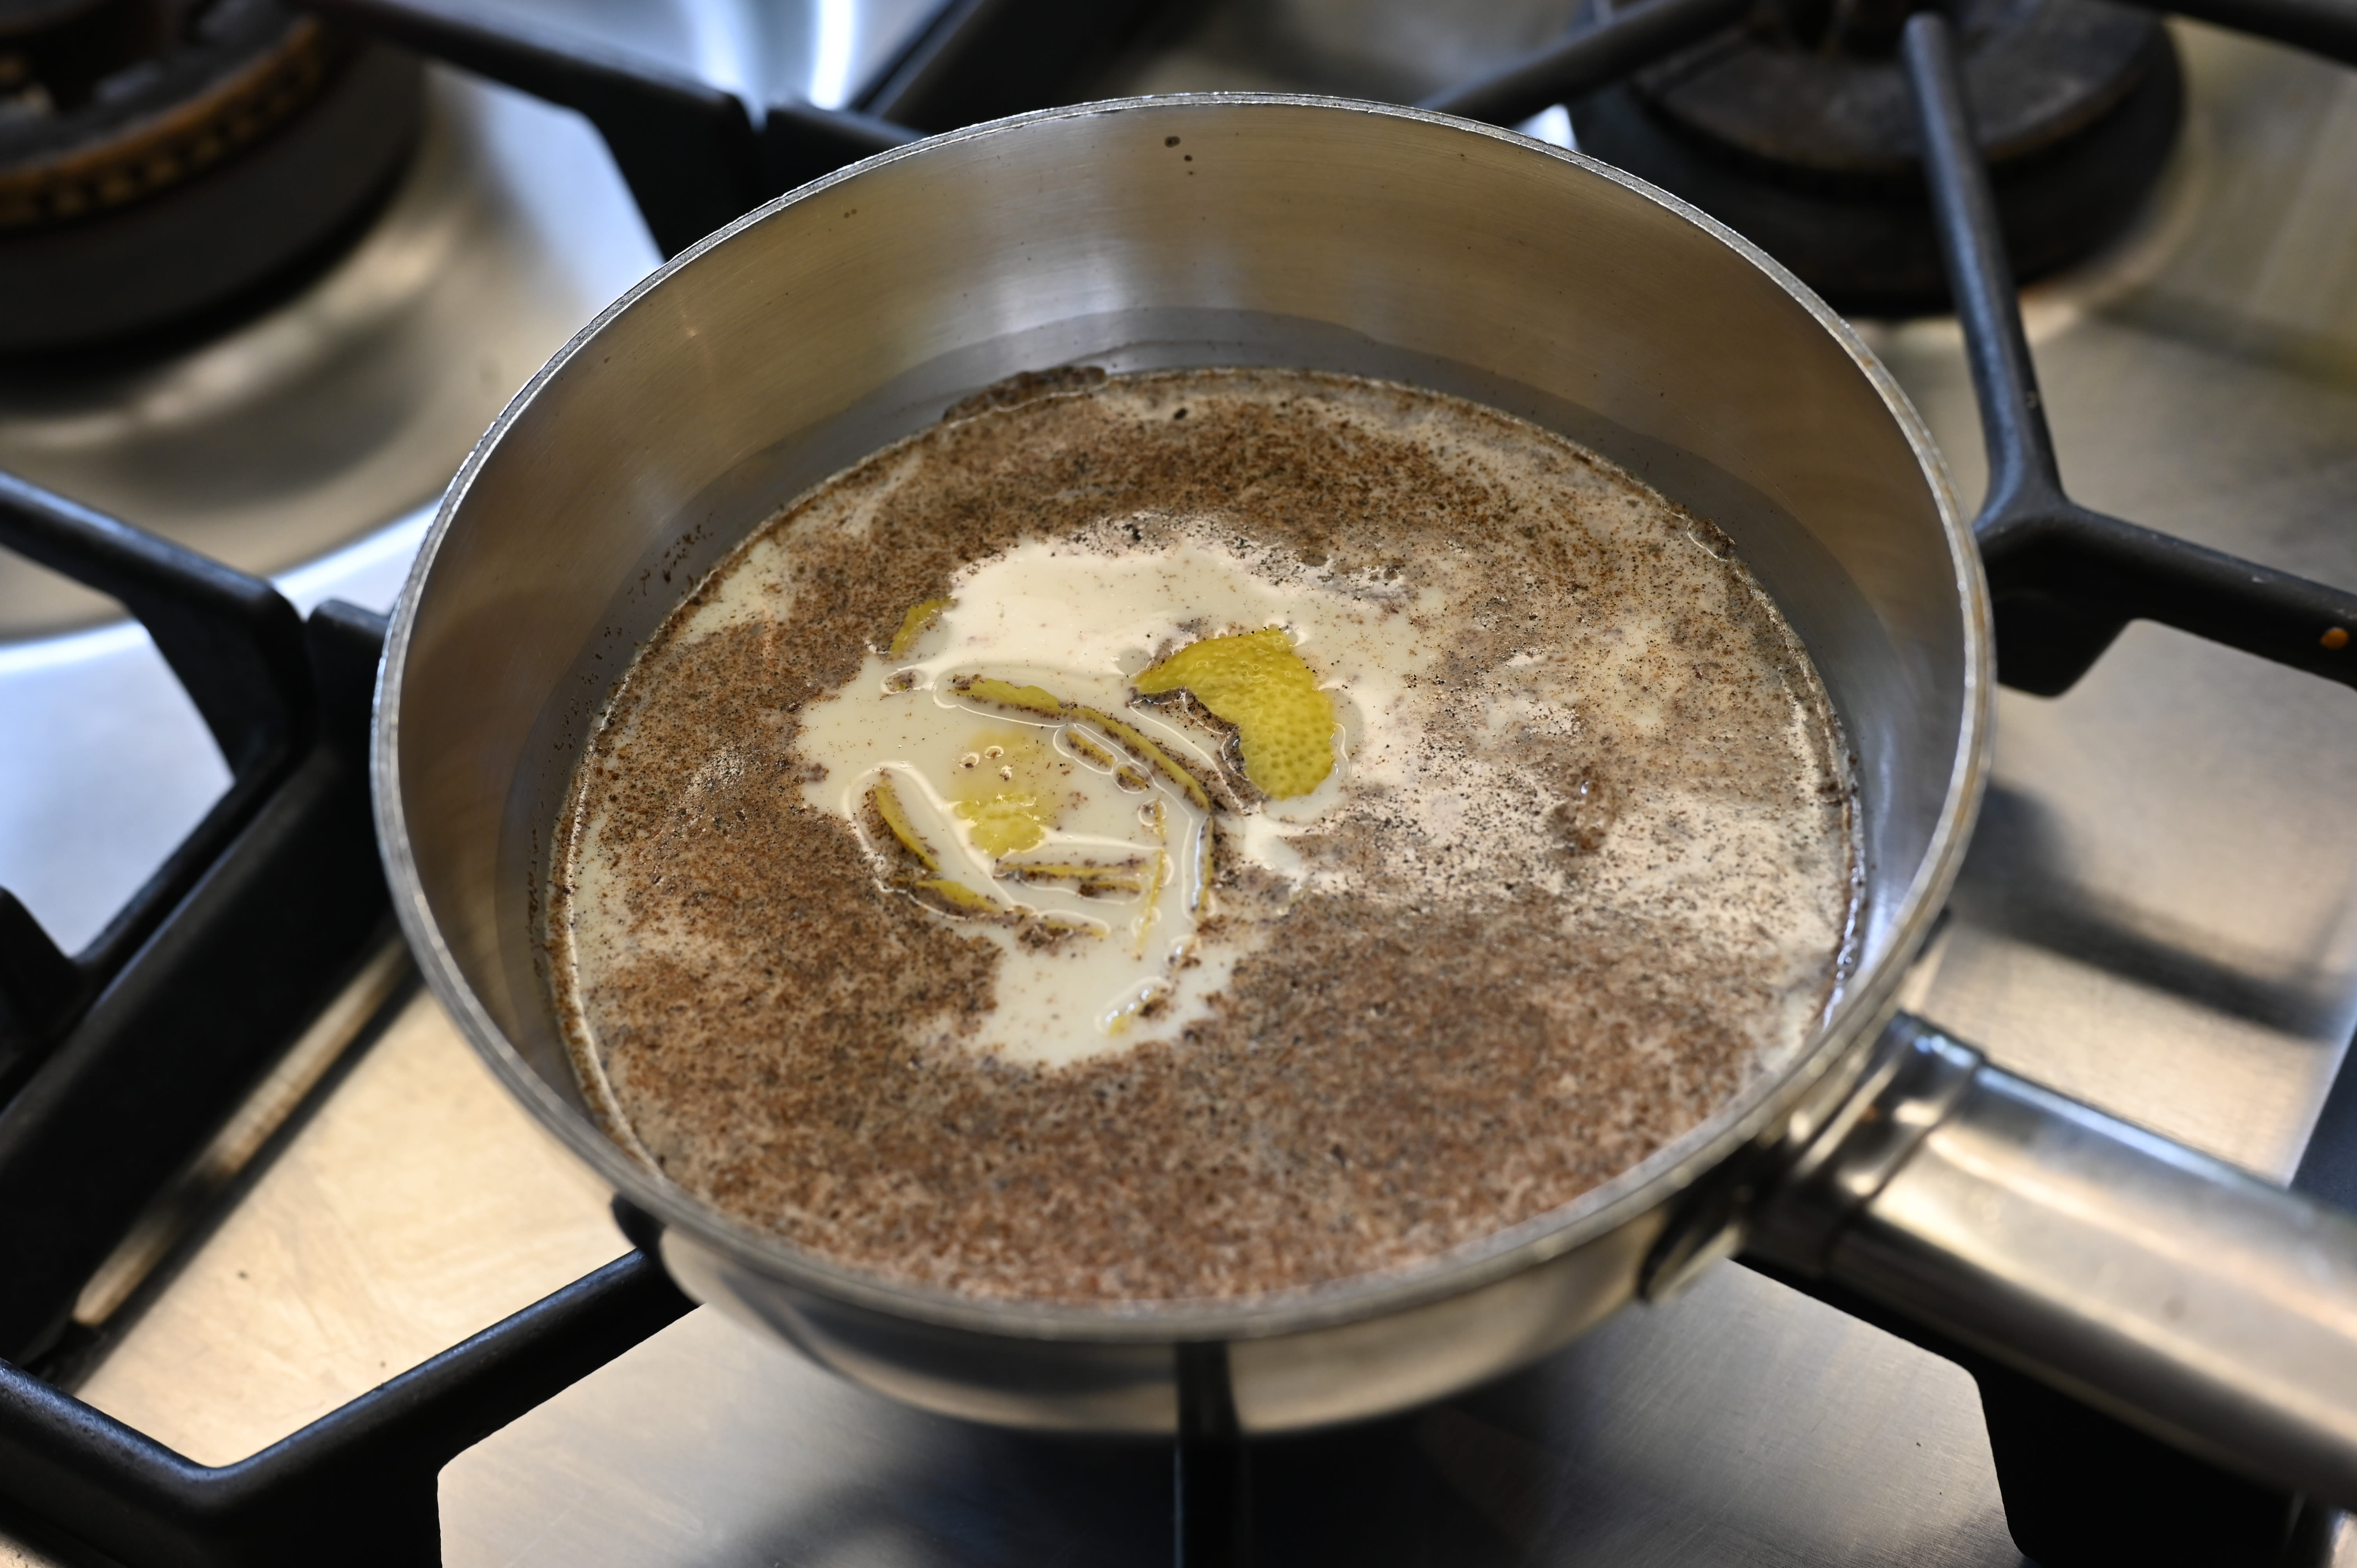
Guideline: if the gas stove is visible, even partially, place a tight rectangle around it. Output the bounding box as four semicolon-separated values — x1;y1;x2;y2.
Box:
3;0;2357;1563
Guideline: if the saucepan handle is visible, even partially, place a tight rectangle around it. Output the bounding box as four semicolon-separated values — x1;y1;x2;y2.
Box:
1750;1014;2357;1509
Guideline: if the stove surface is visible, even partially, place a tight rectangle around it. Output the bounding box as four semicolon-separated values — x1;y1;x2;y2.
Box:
5;3;2357;1564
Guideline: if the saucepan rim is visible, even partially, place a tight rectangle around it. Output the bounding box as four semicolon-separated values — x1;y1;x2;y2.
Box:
373;91;1995;1345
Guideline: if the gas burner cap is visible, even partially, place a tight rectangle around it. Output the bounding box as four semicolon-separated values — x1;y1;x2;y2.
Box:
1572;0;2182;314
0;0;170;123
0;0;421;356
0;3;332;231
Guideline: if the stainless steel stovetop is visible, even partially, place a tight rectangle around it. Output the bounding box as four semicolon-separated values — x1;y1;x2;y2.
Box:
5;3;2357;1562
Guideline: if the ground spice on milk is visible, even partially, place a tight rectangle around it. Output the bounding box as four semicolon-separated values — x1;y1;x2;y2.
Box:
549;367;1858;1303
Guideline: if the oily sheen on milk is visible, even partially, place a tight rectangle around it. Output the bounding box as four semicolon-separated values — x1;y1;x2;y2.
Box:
549;367;1859;1304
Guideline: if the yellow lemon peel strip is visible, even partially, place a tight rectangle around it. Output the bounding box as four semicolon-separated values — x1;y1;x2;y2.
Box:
1134;800;1170;956
957;676;1064;717
1062;727;1120;772
1061;726;1154;793
1068;708;1213;812
1000;861;1149;895
1135;627;1337;799
917;877;999;913
868;774;938;872
888;597;953;658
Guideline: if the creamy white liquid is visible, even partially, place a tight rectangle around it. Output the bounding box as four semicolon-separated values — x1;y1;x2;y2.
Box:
790;536;1438;1065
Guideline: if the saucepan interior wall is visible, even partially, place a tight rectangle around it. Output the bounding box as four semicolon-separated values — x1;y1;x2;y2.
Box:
389;95;1974;1245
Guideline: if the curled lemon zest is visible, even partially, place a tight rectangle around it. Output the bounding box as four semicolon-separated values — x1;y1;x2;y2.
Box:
868;774;938;872
917;877;998;913
956;675;1064;716
1135;627;1337;798
888;597;953;658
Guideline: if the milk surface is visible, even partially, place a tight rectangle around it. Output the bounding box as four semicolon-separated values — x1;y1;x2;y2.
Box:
790;538;1435;1065
546;367;1864;1303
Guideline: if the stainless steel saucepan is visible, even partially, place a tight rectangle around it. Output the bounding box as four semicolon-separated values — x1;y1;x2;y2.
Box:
374;94;2357;1505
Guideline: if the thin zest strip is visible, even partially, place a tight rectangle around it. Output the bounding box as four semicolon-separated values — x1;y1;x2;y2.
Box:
888;597;953;658
869;774;939;872
917;877;998;913
1001;861;1149;895
949;675;1215;812
1068;708;1213;812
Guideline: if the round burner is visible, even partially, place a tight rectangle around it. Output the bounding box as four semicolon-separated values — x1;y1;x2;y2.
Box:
1570;0;2182;315
0;0;421;355
0;0;171;117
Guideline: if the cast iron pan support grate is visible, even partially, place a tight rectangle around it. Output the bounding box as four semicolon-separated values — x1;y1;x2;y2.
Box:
1724;15;2357;1568
2112;0;2357;64
4;0;2357;1560
0;471;401;1370
1175;1342;1251;1568
0;468;689;1566
1901;8;2357;699
0;477;313;1089
297;0;1780;261
0;1238;692;1568
290;0;1186;259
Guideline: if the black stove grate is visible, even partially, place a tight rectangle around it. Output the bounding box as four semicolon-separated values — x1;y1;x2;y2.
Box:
0;474;316;1078
3;0;2357;1562
0;477;393;1370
